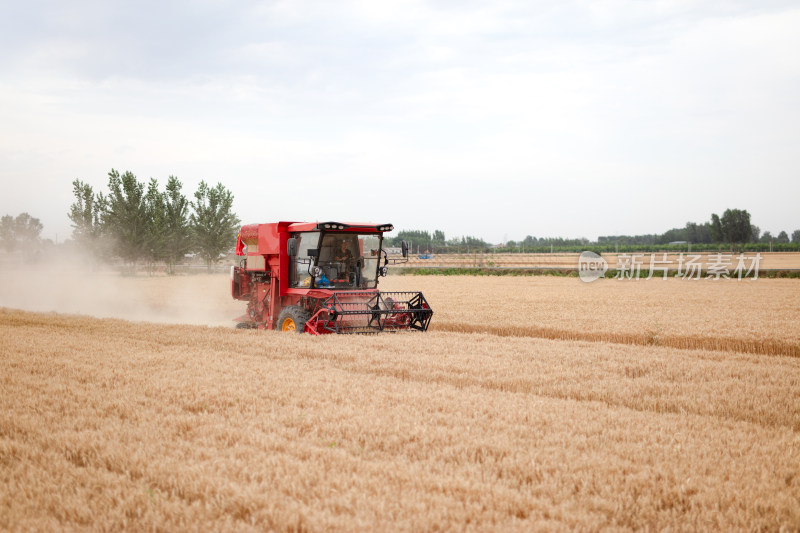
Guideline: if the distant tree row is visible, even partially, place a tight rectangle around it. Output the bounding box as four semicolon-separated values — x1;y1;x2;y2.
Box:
6;198;798;266
596;209;799;248
384;230;491;254
0;213;44;257
510;235;592;248
69;169;240;271
393;208;799;254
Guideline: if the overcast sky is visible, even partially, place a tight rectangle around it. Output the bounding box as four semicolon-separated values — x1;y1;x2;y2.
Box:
1;0;798;244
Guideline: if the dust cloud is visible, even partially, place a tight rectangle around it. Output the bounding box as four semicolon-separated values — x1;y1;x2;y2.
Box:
0;258;244;327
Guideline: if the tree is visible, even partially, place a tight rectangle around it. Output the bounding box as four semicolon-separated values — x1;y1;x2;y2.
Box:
68;179;106;253
163;176;192;274
722;209;752;244
750;225;761;243
710;209;751;245
15;213;43;259
0;215;15;252
792;230;800;244
684;222;712;244
658;227;688;244
190;181;240;268
14;213;43;243
776;230;790;243
392;230;432;249
0;213;43;258
102;169;149;266
759;231;773;243
709;213;723;243
685;222;699;243
143;178;168;270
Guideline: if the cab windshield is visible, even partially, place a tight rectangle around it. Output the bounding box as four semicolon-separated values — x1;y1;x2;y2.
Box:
290;232;382;290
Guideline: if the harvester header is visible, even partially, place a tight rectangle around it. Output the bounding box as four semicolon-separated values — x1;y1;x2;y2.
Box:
231;221;432;334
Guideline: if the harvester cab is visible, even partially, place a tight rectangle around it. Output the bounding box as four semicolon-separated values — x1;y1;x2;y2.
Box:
230;221;432;334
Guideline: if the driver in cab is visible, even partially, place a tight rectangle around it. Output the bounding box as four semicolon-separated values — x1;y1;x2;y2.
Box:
334;240;352;263
333;240;353;279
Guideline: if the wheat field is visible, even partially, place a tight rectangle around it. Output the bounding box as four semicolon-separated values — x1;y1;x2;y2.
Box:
387;275;800;356
1;270;799;531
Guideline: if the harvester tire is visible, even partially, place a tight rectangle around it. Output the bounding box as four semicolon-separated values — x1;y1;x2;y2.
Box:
277;306;311;333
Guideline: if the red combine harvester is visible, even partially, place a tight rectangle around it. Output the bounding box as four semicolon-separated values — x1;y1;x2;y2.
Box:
230;221;433;334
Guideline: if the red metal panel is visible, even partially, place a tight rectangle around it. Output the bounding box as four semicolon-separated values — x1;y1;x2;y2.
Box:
257;223;281;255
286;222;319;232
235;233;245;256
279;225;289;297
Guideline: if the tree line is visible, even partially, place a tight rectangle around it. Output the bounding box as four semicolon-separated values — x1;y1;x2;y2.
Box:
384;230;492;254
0;213;44;258
4;200;798;264
396;208;799;254
596;209;799;247
69;169;240;271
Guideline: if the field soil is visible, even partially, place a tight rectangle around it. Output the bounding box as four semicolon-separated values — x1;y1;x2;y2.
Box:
1;270;799;531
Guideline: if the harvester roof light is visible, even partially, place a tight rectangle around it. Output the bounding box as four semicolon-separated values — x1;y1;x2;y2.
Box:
316;221;352;231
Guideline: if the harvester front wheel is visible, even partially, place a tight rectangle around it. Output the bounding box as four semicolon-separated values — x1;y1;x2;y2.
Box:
277;306;311;333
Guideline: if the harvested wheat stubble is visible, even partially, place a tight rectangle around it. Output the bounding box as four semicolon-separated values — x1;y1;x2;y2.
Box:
1;309;799;532
382;276;800;356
